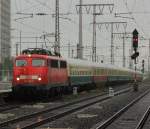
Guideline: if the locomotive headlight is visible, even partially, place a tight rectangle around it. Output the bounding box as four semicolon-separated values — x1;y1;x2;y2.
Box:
16;77;20;81
38;77;41;81
28;54;31;57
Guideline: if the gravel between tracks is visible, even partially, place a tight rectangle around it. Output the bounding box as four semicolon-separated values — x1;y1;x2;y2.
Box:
0;83;145;129
0;83;131;123
38;82;150;129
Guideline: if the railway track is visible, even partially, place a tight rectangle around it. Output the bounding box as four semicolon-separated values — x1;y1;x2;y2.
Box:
0;101;38;113
0;88;131;129
135;106;150;129
92;89;150;129
0;103;20;112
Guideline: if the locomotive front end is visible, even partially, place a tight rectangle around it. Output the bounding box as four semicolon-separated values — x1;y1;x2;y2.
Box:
12;55;48;95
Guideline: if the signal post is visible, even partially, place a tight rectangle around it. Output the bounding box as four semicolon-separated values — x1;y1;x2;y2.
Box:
131;29;139;91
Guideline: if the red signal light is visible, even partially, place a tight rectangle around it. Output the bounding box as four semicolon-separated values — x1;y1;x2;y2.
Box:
133;37;138;42
132;29;139;50
133;36;138;48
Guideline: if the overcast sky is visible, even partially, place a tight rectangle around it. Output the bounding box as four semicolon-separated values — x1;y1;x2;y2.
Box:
11;0;150;69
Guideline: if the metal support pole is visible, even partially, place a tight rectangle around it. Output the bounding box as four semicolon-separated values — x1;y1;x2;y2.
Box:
123;33;126;67
94;22;127;65
35;36;38;48
16;43;19;56
92;6;96;62
76;4;115;62
149;39;150;74
72;49;74;58
133;57;138;91
129;49;131;69
78;0;83;59
0;37;2;64
68;42;71;58
130;40;133;69
111;23;114;65
20;31;22;54
135;59;137;81
113;32;131;67
55;0;60;54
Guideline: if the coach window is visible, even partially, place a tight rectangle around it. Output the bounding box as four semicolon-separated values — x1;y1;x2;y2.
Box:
101;69;103;74
51;60;58;68
60;61;67;68
16;60;27;67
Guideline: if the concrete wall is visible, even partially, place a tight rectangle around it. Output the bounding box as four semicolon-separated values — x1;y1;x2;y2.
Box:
0;0;11;63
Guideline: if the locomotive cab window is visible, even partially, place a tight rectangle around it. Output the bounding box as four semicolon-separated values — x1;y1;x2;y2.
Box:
16;59;27;67
32;59;45;67
60;61;67;68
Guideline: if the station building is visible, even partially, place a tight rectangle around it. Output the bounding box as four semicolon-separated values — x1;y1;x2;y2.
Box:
0;0;11;81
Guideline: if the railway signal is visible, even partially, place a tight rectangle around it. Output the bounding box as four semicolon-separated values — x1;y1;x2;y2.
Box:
132;29;139;92
132;29;138;51
131;51;139;60
131;29;139;60
142;59;145;73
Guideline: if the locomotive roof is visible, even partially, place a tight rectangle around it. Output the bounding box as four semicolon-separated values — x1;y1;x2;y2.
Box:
15;54;142;74
15;54;66;61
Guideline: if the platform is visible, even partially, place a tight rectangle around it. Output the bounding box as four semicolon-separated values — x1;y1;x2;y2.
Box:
0;82;12;94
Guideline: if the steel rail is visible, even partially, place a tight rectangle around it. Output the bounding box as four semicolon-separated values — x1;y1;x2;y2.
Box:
0;88;131;128
0;91;107;127
0;104;20;112
15;88;131;129
93;89;150;129
135;106;150;129
0;101;37;113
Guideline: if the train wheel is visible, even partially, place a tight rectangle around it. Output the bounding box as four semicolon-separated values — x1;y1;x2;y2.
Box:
60;87;63;96
42;90;49;100
49;88;55;98
63;86;68;94
56;87;62;98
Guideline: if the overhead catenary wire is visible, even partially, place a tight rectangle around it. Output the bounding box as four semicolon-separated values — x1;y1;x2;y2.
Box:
14;0;19;12
122;0;148;37
11;0;149;66
131;0;137;12
12;0;113;45
33;0;53;11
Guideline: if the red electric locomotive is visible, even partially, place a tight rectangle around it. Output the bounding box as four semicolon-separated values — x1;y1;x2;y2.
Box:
12;48;68;97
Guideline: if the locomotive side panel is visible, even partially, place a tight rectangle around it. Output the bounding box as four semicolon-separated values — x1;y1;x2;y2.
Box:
48;59;68;87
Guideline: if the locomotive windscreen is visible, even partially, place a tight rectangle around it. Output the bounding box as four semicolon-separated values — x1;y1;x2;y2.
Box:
32;59;45;67
16;59;27;67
